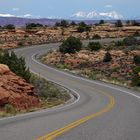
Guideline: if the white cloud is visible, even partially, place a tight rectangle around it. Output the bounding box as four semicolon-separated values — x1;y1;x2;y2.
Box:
23;14;33;18
0;13;15;17
72;10;123;20
12;8;19;11
0;13;41;19
105;5;112;8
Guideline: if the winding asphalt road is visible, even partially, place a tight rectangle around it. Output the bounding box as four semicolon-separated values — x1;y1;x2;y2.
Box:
0;38;140;140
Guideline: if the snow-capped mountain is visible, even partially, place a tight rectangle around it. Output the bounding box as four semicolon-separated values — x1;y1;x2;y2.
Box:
72;11;123;20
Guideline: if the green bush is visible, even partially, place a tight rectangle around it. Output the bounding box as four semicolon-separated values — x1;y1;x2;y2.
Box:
88;42;102;51
59;36;82;54
103;52;112;62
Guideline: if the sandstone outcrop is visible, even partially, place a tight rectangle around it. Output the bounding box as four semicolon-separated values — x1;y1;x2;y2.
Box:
0;64;39;110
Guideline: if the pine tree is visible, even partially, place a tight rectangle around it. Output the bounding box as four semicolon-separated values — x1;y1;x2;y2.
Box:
0;50;31;81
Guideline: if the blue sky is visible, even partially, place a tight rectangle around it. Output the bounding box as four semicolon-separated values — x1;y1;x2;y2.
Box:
0;0;139;19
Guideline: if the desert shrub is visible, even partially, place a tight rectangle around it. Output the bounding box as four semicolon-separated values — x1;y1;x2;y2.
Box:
70;21;77;26
132;66;140;86
92;34;101;39
4;104;17;114
17;42;24;46
55;20;69;27
99;20;105;24
126;20;131;26
114;36;137;47
124;45;140;51
4;24;15;30
115;20;123;27
123;36;137;46
134;55;140;65
77;22;91;33
59;36;82;54
24;34;29;38
30;75;70;101
26;23;43;29
88;42;102;51
114;40;125;46
77;26;85;33
133;31;140;37
103;52;112;62
0;50;31;81
131;20;140;26
60;20;69;27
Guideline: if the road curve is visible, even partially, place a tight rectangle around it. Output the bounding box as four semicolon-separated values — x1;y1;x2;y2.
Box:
0;40;140;140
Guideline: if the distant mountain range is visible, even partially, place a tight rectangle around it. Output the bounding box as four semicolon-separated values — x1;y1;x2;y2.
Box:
71;11;123;20
0;16;139;27
0;17;61;26
0;17;106;26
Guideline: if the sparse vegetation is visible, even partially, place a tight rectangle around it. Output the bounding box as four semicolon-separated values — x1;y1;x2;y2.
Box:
4;104;17;115
30;74;70;101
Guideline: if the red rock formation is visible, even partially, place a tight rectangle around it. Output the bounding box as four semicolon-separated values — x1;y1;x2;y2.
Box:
0;64;39;110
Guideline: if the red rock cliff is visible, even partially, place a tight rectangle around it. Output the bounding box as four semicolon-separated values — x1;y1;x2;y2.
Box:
0;64;39;110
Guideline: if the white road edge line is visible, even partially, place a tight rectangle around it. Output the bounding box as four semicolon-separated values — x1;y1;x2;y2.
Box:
32;53;140;100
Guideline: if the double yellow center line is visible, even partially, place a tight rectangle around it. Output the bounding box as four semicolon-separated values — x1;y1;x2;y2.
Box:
37;90;115;140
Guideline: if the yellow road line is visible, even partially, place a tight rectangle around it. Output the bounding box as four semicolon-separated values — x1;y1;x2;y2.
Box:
37;90;115;140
